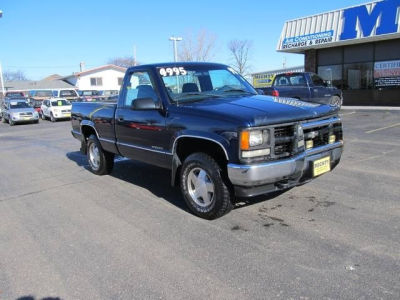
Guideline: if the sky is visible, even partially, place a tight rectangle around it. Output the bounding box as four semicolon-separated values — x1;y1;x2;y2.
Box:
0;0;369;80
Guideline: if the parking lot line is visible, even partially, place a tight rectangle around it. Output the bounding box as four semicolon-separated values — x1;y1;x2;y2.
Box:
366;122;400;134
339;111;356;117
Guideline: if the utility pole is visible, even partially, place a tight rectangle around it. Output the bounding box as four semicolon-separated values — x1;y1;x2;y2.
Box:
133;45;137;66
169;36;182;62
0;63;5;98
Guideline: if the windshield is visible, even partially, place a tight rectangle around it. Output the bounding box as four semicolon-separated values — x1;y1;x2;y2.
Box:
158;65;256;103
51;100;70;106
10;101;30;109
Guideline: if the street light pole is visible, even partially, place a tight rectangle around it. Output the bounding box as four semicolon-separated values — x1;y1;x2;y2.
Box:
169;36;182;62
0;11;4;98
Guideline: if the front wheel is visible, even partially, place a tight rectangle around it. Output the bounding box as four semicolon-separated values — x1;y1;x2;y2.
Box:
86;134;114;175
180;153;233;219
40;111;46;120
330;96;342;108
9;118;14;126
50;113;56;122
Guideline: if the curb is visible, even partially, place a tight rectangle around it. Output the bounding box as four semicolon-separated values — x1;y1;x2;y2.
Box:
341;106;400;111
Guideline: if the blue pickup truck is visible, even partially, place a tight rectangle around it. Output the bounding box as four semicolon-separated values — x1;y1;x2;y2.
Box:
262;72;343;107
71;62;343;219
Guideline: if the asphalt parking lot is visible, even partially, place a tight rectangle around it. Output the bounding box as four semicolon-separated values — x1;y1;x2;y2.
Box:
0;110;399;300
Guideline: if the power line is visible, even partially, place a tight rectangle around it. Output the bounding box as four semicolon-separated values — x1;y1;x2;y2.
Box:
4;65;99;69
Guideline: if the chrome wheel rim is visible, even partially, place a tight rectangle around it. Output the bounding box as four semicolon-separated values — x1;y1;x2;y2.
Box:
88;143;100;170
187;167;215;207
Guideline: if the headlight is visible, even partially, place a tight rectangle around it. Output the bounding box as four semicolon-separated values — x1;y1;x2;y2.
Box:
240;130;264;150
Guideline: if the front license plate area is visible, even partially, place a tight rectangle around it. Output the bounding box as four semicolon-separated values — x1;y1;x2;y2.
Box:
313;156;331;177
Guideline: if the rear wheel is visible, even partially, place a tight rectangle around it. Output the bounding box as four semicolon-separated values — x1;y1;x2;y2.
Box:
87;134;114;175
180;152;233;219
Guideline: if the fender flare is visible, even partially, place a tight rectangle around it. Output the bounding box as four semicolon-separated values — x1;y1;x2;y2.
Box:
170;133;231;186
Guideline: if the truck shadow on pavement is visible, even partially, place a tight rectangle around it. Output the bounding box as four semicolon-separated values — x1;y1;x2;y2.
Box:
66;151;284;213
66;151;188;212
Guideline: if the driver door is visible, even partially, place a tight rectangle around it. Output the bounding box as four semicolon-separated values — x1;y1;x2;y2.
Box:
115;69;170;168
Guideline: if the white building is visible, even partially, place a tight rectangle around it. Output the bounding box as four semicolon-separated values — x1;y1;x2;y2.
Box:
62;64;127;91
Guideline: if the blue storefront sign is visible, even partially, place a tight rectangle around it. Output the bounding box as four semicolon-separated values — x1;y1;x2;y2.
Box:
282;31;334;49
340;0;400;40
280;0;400;50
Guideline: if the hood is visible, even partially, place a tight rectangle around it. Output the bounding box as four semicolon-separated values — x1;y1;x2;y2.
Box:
183;95;339;126
10;108;36;114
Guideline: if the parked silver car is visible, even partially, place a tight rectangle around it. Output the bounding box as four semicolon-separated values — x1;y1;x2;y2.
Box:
1;99;39;126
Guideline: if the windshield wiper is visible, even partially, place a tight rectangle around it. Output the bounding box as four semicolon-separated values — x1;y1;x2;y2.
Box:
221;88;256;95
173;92;222;101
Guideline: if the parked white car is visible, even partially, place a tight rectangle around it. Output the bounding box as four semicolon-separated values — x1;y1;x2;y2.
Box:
40;98;72;122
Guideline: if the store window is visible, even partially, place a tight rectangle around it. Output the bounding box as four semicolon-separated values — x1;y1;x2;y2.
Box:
343;63;373;90
318;65;343;88
374;60;400;88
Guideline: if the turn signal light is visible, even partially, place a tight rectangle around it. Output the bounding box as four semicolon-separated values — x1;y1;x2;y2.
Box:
240;131;250;150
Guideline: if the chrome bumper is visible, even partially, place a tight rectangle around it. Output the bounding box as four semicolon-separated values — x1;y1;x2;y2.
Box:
227;141;343;188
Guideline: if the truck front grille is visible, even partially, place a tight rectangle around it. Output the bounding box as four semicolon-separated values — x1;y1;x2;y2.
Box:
273;125;295;159
303;121;343;149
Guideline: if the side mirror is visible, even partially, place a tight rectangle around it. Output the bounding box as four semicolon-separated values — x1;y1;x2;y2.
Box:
132;97;161;110
256;89;264;95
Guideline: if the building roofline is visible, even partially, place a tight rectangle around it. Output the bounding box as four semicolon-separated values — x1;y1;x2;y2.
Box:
62;64;127;79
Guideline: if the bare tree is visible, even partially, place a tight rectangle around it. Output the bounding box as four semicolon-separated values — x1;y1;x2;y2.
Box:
227;39;252;76
107;56;138;68
178;30;217;62
3;70;28;81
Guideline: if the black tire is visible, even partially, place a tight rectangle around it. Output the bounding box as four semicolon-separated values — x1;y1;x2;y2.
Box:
180;152;233;219
330;95;342;108
34;119;39;124
3;115;8;123
50;112;56;122
9;118;14;126
86;134;114;175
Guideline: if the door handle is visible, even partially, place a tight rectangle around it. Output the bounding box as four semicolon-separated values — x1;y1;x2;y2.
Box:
117;116;124;122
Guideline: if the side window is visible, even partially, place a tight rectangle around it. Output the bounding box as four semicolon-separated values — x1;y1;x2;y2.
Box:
290;75;307;86
312;74;325;86
123;71;158;107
